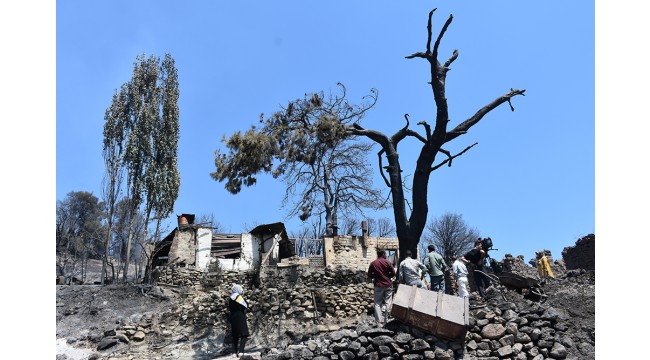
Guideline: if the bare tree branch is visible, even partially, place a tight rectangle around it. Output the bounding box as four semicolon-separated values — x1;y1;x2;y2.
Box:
426;8;437;54
442;49;459;75
445;89;526;144
432;14;454;62
430;142;478;173
417;120;432;141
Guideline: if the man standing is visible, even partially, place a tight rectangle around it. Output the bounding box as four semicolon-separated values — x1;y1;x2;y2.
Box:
367;249;396;327
461;240;490;299
452;255;469;298
425;245;448;292
398;250;427;287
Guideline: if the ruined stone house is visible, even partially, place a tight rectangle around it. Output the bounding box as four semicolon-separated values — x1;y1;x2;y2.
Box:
150;215;405;273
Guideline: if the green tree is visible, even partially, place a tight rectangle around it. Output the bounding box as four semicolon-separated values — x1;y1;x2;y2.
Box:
101;83;129;284
56;191;105;282
212;85;384;236
105;53;181;282
420;212;478;264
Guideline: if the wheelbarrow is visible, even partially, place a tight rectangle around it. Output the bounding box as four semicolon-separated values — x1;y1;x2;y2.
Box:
479;270;547;302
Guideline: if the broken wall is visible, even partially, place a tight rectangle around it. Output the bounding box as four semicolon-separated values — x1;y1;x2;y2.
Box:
324;235;399;271
168;229;196;266
562;233;595;271
195;227;213;270
217;233;260;271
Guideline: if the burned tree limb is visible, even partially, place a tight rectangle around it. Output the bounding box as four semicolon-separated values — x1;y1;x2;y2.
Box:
429;142;478;173
349;122;390;148
377;150;391;188
443;50;459;75
390;114;412;145
432;14;454;62
426;8;437;54
405;52;429;60
438;148;452;166
417;120;432;141
390;114;427;146
445;89;526;144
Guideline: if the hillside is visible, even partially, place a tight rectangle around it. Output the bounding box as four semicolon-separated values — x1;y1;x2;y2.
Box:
56;244;594;360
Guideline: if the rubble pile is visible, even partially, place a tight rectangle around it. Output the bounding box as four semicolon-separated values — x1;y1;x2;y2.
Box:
256;273;594;360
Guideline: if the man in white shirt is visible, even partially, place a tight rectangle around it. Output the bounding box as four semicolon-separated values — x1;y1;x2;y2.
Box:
452;255;469;298
398;250;427;287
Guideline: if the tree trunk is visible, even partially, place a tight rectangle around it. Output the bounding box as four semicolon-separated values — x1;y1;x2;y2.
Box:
123;214;135;283
101;218;112;286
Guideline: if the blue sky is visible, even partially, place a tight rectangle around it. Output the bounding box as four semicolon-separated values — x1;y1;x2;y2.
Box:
54;1;595;261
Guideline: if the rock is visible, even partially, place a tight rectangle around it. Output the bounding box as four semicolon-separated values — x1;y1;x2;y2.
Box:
96;337;118;350
497;344;513;357
330;329;357;341
410;338;430;351
371;335;395;347
129;330;145;341
116;333;130;343
394;332;412;344
481;324;507;339
499;334;515;346
339;350;355;360
550;342;568;358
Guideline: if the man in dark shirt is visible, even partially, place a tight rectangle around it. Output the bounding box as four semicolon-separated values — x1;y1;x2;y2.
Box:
461;240;491;299
367;249;396;327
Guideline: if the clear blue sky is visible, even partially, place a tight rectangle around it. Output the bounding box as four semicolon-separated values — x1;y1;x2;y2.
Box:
54;1;595;261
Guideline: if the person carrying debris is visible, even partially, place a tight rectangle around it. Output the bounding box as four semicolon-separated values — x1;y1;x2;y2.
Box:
228;284;250;357
367;249;396;327
398;249;427;288
452;255;469;298
425;244;448;292
535;250;555;282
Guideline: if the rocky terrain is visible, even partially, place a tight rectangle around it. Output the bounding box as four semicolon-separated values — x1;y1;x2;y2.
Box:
56;238;595;360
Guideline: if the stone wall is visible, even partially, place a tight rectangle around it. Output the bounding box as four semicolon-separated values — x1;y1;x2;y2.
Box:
325;235;399;271
168;228;196;266
561;234;595;271
135;262;593;359
152;263;373;329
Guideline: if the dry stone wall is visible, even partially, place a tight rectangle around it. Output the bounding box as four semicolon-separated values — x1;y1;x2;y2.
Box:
561;234;594;271
108;266;593;359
